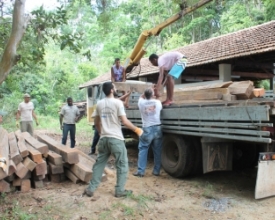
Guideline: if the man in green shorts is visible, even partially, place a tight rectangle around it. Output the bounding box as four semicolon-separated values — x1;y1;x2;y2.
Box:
84;82;143;198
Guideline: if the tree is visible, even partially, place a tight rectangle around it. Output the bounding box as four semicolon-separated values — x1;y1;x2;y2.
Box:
0;0;28;85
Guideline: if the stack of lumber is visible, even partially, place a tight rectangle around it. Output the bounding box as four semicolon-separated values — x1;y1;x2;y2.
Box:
158;80;265;103
0;128;106;193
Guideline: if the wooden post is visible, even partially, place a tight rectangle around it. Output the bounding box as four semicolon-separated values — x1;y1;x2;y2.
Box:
219;64;231;82
8;132;23;165
0;128;10;179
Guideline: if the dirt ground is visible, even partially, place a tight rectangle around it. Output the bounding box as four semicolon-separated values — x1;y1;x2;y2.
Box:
2;131;275;220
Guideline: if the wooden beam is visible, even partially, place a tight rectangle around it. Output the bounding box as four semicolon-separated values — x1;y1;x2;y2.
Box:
228;81;254;99
114;81;155;93
21;132;49;154
25;143;43;164
0;128;9;179
8;132;23;165
36;134;79;164
185;69;274;79
14;130;29;158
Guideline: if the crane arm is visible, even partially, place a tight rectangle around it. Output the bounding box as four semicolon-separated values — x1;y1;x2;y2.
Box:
124;0;213;73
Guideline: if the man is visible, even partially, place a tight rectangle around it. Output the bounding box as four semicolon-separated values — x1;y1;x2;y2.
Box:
16;93;39;136
84;82;143;198
149;52;187;106
89;126;100;155
133;88;163;177
111;58;126;83
60;97;80;148
0;114;2;124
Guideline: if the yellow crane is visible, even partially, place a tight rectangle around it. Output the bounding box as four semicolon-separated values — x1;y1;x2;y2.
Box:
124;0;213;73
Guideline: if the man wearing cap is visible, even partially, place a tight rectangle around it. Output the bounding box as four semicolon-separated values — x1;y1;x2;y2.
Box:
16;93;39;136
60;97;80;148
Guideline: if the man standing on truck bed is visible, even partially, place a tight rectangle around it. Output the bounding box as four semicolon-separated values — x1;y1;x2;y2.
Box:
149;52;187;106
111;58;126;83
84;82;143;198
133;88;163;177
16;93;39;136
60;97;80;148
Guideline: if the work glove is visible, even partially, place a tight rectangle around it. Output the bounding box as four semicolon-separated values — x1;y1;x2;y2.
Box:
134;127;143;137
16;121;19;129
35;120;39;126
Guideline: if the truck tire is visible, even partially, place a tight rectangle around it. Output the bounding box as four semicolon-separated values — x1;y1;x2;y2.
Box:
190;137;203;175
233;142;258;169
161;134;194;177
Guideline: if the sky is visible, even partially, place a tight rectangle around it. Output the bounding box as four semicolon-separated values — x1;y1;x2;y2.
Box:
25;0;60;12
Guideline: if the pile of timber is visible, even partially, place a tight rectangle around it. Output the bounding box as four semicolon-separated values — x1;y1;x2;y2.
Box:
159;80;266;103
0;129;106;193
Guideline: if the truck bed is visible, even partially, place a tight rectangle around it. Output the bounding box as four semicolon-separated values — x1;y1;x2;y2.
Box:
125;97;275;144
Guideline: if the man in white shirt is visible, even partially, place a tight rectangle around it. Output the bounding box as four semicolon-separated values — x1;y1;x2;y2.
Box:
60;97;80;148
133;88;163;177
149;52;187;106
16;93;39;136
84;82;143;198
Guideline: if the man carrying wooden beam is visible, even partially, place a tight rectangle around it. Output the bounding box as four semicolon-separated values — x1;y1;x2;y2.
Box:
84;82;143;198
149;52;187;106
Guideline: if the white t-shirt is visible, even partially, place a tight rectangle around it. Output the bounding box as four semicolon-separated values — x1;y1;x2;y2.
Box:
18;102;34;121
61;105;80;124
138;98;162;128
158;51;184;71
93;97;126;140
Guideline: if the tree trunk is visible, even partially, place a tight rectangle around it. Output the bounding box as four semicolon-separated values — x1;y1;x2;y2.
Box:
0;0;29;85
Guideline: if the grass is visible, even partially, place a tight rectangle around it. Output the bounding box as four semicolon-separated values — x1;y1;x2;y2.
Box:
1;114;92;137
0;198;37;220
112;202;135;216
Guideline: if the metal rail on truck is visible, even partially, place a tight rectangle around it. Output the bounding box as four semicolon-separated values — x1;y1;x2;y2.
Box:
125;99;275;144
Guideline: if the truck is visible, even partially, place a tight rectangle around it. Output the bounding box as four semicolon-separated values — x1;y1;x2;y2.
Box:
79;1;275;199
84;80;275;199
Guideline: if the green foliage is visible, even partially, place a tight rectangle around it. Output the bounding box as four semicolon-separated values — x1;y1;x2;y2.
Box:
1;0;274;121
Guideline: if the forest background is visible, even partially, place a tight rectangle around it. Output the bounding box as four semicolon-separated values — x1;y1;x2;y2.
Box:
0;0;274;130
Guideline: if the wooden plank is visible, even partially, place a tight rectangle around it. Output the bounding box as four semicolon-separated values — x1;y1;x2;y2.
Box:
15;162;29;179
70;163;92;183
13;178;22;187
48;163;64;174
49;174;61;183
177;81;233;92
114;81;154;94
228;81;254;99
25;143;43;164
36;134;79;164
8;160;17;176
160;88;228;102
34;161;47;176
222;94;237;101
18;137;29;158
8;132;23;165
47;151;63;165
252;88;265;98
64;169;80;184
20;179;31;192
0;128;9;180
23;157;36;172
21;132;49;154
0;180;10;192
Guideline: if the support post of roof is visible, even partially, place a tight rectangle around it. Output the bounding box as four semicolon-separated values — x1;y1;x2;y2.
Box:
219;64;231;82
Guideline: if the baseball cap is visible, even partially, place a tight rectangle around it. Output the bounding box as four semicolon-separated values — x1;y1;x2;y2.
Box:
24;93;31;98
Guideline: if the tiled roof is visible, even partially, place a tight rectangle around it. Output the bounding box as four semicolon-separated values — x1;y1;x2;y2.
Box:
128;20;275;78
79;72;110;89
79;20;275;88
